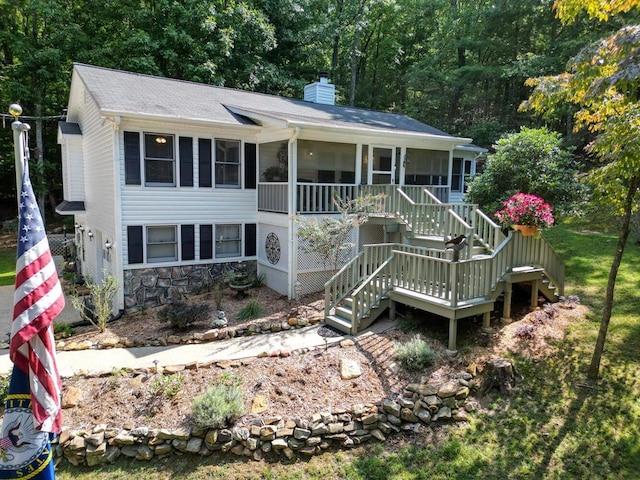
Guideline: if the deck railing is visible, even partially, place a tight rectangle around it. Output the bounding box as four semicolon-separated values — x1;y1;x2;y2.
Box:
474;209;505;251
258;182;453;215
327;230;565;327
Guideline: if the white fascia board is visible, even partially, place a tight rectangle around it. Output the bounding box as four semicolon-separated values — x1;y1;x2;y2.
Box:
287;119;472;145
99;110;262;131
454;144;488;153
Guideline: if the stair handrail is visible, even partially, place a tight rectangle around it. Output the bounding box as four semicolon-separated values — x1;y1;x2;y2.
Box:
474;209;505;252
421;188;442;204
446;209;474;260
324;243;397;317
349;255;394;334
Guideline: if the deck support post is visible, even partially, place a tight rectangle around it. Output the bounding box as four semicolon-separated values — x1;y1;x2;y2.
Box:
482;311;492;333
501;282;513;324
530;279;540;310
389;299;396;321
447;317;458;353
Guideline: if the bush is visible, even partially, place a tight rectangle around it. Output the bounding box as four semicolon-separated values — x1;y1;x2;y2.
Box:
158;301;210;331
236;300;263;320
395;334;436;370
53;322;74;339
70;274;119;332
513;323;536;339
465;127;585;218
151;373;185;399
191;382;244;429
0;375;10;402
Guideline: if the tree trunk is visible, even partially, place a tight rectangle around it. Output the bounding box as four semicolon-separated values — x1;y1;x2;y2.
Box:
349;26;360;106
588;176;640;379
482;357;519;395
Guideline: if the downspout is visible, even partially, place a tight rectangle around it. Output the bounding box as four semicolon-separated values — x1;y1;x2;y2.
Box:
110;115;125;312
288;127;300;299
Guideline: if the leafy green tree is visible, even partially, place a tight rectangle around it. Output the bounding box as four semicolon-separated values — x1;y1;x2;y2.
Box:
465;126;583;217
295;193;385;273
524;0;640;379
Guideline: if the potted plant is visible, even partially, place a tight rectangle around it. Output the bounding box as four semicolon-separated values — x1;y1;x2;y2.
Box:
494;192;554;236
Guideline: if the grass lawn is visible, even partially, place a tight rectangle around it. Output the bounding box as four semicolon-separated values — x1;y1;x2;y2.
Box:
26;226;640;478
0;247;15;286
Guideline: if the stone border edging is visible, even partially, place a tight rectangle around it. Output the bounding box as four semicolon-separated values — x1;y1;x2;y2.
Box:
58;356;479;467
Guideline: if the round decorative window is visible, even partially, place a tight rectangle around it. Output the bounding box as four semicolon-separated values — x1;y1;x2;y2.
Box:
265;232;281;265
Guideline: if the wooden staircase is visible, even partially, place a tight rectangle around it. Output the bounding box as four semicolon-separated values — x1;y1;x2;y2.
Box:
324;186;565;351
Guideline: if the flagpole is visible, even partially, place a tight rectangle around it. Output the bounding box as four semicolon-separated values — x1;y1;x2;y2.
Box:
10;103;30;214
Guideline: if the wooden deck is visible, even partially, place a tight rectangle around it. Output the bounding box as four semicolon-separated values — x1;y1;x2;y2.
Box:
324;187;565;352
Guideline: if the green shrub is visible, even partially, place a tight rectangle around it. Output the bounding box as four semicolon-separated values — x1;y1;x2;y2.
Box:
53;322;74;339
191;383;244;429
0;375;10;402
151;373;185;399
236;299;263;320
70;274;119;332
395;334;436;370
158;301;210;330
252;272;267;288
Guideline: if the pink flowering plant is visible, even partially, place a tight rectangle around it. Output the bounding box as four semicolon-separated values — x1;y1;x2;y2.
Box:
494;192;554;229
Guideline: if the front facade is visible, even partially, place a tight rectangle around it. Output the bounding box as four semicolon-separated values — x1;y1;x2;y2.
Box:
57;64;487;314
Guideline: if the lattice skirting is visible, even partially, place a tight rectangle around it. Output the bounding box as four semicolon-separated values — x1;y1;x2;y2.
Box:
296;270;334;297
123;261;257;311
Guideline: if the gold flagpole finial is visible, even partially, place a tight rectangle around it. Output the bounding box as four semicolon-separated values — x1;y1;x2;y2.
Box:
9;103;22;120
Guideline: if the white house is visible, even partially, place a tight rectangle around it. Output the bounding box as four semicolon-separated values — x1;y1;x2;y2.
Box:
56;64;562;350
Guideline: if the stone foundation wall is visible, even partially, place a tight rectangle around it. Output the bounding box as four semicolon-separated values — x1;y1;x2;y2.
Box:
123;261;257;311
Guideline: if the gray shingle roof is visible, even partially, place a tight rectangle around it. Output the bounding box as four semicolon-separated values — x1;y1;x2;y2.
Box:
73;64;460;140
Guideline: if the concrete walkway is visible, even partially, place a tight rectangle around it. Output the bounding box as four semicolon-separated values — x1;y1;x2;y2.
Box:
0;254;395;378
0;318;396;378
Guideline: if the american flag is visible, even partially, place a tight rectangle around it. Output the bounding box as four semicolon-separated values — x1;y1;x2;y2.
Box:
9;164;64;434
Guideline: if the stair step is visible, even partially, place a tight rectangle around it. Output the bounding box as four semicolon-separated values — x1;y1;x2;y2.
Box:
325;314;352;335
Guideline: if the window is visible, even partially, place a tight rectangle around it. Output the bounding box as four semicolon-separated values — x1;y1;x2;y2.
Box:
215;139;240;187
452;157;473;193
215;224;241;258
145;133;175;185
147;226;177;263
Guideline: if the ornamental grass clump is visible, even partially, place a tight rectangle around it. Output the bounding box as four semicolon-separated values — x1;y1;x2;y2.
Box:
494;192;554;229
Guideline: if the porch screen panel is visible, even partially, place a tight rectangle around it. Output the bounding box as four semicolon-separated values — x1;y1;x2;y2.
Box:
244;143;257;189
200;224;213;260
179;137;193;186
127;225;143;264
199;138;212;187
181;224;195;260
124;131;141;185
245;223;257;257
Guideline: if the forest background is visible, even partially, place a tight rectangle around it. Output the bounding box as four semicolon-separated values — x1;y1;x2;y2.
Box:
0;0;637;221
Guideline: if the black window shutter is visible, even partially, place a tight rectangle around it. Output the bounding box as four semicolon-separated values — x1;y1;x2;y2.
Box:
199;139;212;187
181;225;195;260
245;223;257;257
127;225;143;264
124;131;141;185
200;225;213;260
179;137;193;187
244;143;257;189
